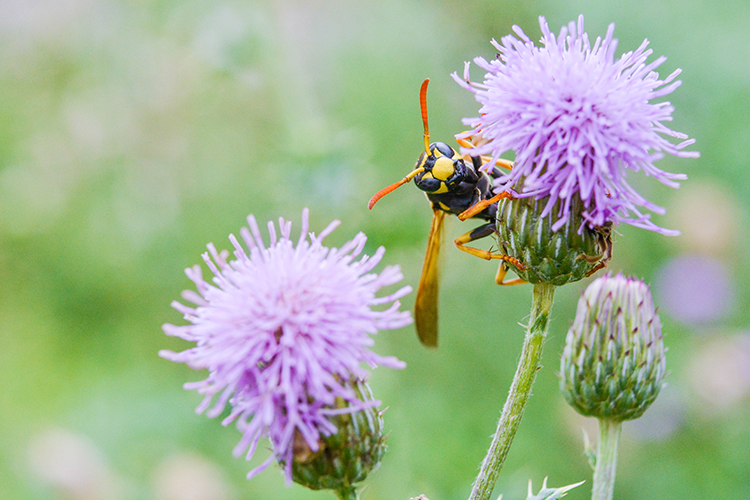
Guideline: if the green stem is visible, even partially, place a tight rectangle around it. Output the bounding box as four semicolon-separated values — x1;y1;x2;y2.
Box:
591;419;621;500
334;485;358;500
468;283;556;500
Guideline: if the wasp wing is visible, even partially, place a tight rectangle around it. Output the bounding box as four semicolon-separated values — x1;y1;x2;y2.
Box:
414;208;445;348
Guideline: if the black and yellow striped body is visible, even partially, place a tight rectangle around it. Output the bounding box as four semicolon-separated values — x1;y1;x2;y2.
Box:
409;141;510;347
366;79;518;348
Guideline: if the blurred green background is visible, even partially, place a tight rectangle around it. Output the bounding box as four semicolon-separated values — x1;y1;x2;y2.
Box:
2;0;748;499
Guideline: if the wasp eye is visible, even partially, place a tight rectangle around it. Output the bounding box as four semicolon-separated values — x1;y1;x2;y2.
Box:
415;177;441;193
432;142;456;158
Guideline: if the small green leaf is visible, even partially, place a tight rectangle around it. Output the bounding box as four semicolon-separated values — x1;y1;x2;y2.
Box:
582;429;597;470
526;477;585;500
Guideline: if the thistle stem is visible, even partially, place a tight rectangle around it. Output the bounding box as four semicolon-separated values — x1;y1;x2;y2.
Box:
468;283;556;500
334;485;358;500
591;419;621;500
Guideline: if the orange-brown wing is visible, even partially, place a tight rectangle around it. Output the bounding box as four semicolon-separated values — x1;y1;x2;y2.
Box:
414;208;446;348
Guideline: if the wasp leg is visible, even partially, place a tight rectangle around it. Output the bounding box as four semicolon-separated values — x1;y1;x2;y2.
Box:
458;191;513;221
581;248;612;278
456;136;480;150
580;244;612;277
454;223;527;270
479;156;513;170
580;246;612;277
584;261;607;278
579;224;614;278
456;135;513;170
494;262;527;286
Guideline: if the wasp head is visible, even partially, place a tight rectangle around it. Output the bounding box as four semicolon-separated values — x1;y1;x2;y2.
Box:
414;142;471;194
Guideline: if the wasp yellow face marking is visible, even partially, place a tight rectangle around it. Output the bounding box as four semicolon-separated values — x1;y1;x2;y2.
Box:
432;157;455;181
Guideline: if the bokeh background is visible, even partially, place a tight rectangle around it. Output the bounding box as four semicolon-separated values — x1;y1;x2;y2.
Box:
2;0;748;499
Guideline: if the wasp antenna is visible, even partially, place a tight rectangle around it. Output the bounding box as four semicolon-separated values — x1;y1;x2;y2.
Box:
420;78;431;155
368;167;425;209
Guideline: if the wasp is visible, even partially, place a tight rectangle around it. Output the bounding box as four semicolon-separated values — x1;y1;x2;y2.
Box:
368;79;526;347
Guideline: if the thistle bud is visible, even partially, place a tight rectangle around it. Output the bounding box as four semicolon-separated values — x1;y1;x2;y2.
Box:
560;273;665;421
496;193;611;286
288;380;386;496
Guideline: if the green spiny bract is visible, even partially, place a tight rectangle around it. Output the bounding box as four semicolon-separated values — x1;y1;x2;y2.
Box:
560;273;665;421
526;477;585;500
289;380;386;494
496;193;611;286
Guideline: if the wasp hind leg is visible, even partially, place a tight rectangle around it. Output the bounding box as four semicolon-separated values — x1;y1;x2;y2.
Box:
583;261;607;278
494;262;527;286
454;223;528;286
581;224;614;278
582;244;612;278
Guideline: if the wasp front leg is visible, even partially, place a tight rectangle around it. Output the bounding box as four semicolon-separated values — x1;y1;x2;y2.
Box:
458;191;513;221
454;223;528;286
456;136;514;171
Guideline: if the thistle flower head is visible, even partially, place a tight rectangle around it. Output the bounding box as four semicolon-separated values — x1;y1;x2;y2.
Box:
160;209;411;484
560;273;666;421
290;380;386;495
454;15;698;236
495;195;610;285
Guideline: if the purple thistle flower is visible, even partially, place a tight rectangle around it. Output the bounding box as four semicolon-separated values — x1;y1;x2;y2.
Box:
160;208;410;484
453;15;699;235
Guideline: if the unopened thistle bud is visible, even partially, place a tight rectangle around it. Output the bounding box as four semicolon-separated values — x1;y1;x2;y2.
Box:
289;380;386;496
560;273;665;421
496;192;611;286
